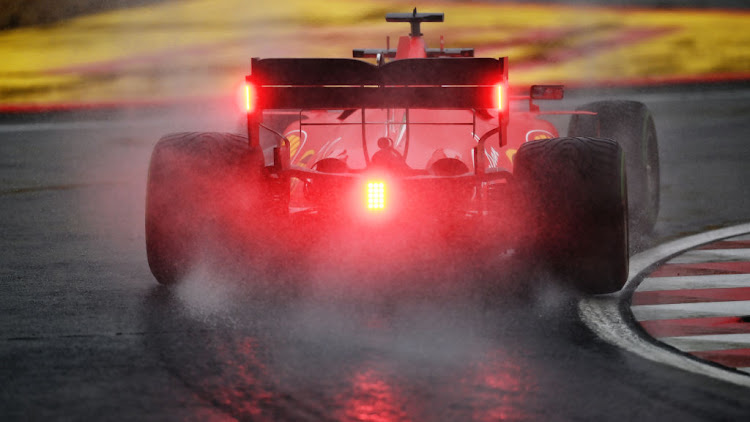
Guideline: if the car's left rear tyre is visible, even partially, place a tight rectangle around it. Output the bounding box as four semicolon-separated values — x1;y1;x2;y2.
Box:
145;132;267;285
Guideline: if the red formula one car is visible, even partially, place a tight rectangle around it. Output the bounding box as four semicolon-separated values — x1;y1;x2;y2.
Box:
146;11;659;294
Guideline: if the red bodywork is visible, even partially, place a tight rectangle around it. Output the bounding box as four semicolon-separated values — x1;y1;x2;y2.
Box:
243;12;580;252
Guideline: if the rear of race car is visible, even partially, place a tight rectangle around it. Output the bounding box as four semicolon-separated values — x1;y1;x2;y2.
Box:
146;11;641;294
244;55;516;245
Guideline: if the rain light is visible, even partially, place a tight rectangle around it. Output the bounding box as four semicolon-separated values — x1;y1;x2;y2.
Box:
367;181;386;210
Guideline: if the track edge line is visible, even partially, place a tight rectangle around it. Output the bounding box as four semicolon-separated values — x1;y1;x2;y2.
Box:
579;222;750;389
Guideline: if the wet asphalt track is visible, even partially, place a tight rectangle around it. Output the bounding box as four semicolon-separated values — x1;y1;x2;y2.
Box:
2;85;750;420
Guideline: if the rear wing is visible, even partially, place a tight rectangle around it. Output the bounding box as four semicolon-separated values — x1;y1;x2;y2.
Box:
246;57;506;109
245;57;509;148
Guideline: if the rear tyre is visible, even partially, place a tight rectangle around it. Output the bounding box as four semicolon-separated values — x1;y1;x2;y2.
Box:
145;132;267;285
569;100;659;236
515;137;628;294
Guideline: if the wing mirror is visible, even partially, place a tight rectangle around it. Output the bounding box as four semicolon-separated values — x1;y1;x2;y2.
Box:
530;85;564;100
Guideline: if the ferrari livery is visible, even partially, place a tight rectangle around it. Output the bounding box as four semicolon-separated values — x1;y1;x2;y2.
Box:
146;11;659;294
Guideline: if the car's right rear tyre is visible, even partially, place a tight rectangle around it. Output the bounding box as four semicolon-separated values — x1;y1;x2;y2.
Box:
145;132;267;285
514;137;628;294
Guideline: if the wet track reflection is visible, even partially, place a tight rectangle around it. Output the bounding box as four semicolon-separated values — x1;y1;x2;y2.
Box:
138;254;750;420
143;271;586;421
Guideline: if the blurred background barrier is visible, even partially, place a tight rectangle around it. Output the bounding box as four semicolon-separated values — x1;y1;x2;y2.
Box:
0;0;748;108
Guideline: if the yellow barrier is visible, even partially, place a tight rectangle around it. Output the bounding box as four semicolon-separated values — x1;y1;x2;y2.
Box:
0;0;748;106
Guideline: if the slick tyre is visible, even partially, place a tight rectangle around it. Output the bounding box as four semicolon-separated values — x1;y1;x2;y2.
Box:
145;132;266;285
515;137;628;294
568;100;659;237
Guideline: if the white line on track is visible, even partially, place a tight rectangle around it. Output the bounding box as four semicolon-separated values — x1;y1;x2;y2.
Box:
566;88;750;108
579;222;750;389
632;300;750;321
0;114;227;133
660;333;750;353
5;88;750;133
0;121;135;132
637;274;750;292
636;89;750;104
668;249;750;264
